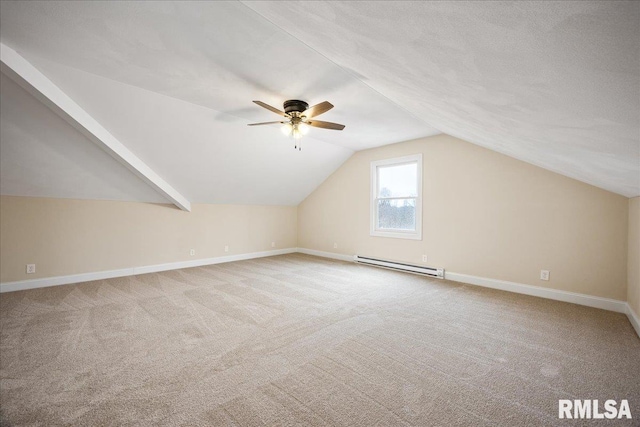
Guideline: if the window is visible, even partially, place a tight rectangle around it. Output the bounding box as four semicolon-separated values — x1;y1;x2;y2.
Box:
370;154;422;240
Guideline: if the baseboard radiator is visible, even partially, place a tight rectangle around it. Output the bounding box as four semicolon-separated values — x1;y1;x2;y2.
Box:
353;255;444;279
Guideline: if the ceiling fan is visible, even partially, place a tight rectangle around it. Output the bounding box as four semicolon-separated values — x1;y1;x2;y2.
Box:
248;100;345;150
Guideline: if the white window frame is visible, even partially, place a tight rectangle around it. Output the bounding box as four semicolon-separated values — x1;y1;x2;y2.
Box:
370;154;422;240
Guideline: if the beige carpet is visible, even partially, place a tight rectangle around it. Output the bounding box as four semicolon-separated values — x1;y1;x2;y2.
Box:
1;254;639;426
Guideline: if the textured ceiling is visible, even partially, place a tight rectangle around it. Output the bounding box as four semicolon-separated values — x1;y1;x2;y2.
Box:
0;1;638;204
0;0;439;205
0;72;166;203
0;1;439;151
16;57;354;205
245;1;640;197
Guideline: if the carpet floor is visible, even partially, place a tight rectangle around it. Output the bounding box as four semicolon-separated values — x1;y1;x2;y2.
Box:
1;254;639;426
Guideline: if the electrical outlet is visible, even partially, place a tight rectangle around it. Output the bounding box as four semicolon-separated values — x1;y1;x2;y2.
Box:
190;249;195;256
271;241;275;248
26;264;36;274
333;243;338;249
224;245;229;253
540;270;550;281
422;255;428;263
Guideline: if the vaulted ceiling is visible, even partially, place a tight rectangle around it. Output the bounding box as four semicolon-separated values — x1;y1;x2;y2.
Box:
1;1;638;206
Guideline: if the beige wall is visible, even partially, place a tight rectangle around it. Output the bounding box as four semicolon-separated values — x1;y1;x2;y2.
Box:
298;134;629;301
628;197;640;317
0;196;297;283
1;137;633;305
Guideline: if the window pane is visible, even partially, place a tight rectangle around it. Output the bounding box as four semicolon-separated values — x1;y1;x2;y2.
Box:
378;162;417;198
377;198;416;230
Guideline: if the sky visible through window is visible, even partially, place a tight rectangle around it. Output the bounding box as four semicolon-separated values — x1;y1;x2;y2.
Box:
378;162;417;197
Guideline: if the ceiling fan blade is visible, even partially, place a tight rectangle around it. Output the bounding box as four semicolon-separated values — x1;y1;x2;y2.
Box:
253;100;289;117
247;121;287;126
302;101;333;118
306;120;345;130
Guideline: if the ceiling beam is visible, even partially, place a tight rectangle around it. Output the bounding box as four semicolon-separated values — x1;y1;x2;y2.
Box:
0;44;191;211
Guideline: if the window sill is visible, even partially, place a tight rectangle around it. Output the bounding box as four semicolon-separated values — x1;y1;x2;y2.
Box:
370;230;422;240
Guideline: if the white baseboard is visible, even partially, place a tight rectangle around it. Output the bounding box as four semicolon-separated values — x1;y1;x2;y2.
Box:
0;248;297;293
0;267;134;293
292;251;632;321
446;272;638;338
445;272;627;313
626;304;640;339
296;247;354;262
3;247;638;339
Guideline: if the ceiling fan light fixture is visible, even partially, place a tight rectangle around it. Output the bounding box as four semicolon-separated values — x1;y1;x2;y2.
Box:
282;122;309;140
292;125;304;140
281;123;293;136
249;99;344;150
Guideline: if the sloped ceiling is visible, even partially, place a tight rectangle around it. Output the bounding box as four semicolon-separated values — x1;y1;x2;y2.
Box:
0;73;166;203
13;57;356;205
1;1;638;204
244;1;640;197
0;1;438;205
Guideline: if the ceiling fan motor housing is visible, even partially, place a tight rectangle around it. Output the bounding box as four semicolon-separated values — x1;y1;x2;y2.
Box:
283;100;309;115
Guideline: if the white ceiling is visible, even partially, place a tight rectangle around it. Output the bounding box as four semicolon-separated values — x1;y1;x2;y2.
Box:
4;57;357;206
0;72;166;203
245;1;640;197
0;1;638;203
